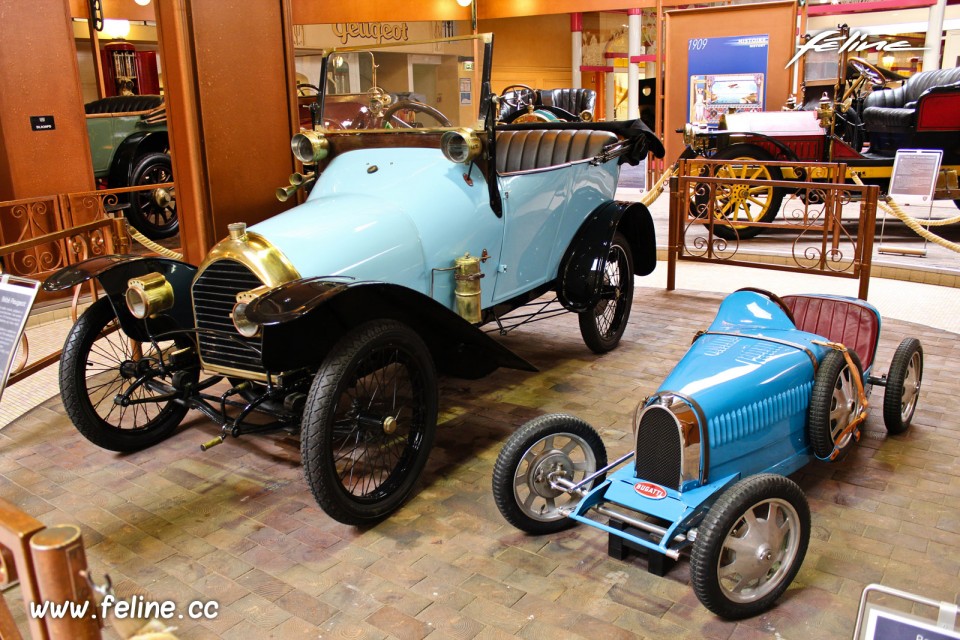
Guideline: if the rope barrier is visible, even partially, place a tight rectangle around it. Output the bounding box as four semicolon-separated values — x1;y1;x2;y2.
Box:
126;222;184;260
640;164;675;208
850;173;960;253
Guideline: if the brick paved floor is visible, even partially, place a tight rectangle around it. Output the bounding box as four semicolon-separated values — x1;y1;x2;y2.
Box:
2;286;958;639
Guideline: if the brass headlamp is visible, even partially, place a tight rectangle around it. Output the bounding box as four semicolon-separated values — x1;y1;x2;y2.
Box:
125;272;174;319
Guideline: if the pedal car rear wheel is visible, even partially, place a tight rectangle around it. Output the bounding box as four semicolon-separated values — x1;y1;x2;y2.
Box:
60;297;193;451
808;349;863;460
578;231;634;353
690;474;810;620
301;320;438;526
883;338;923;434
492;414;607;534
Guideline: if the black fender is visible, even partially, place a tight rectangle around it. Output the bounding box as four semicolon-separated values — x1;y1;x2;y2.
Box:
43;255;196;342
556;200;656;313
245;279;537;380
109;131;169;188
701;132;800;162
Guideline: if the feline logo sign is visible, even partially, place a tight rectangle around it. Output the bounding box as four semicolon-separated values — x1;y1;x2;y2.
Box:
786;30;926;68
634;482;667;499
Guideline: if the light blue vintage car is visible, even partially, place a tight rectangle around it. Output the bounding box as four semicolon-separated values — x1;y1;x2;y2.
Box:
43;33;663;526
493;288;923;618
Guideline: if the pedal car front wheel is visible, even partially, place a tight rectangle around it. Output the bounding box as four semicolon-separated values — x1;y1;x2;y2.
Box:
690;474;810;620
883;338;923;434
492;414;607;534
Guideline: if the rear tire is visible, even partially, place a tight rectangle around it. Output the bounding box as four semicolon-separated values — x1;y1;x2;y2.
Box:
808;350;863;460
578;232;634;353
883;338;923;434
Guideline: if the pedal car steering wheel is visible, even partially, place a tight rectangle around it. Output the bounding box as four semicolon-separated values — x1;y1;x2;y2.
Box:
843;57;887;102
735;287;797;325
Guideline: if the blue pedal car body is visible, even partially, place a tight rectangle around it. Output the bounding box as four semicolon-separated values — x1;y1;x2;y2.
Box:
493;289;923;619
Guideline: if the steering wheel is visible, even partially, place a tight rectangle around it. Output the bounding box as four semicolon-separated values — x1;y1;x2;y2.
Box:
380;100;452;128
500;84;537;110
843;57;887;102
297;83;320;96
735;287;796;325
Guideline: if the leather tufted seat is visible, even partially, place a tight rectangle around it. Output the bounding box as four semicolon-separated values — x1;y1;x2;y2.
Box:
495;129;617;174
782;295;879;371
84;95;164;115
862;66;960;132
539;88;597;118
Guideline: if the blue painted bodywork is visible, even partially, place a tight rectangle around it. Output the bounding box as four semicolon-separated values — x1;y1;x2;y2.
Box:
569;290;882;558
250;146;620;313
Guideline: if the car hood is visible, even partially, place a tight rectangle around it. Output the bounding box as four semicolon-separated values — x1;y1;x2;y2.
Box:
251;192;429;292
657;291;831;428
250;147;497;296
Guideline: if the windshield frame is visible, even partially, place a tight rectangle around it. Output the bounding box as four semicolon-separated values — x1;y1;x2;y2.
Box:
314;33;493;134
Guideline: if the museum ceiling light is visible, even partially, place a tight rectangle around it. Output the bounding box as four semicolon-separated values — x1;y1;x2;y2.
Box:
135;0;152;5
456;0;472;7
102;18;131;39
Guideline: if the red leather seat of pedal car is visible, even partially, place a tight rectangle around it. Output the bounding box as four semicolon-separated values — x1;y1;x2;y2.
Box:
782;295;879;371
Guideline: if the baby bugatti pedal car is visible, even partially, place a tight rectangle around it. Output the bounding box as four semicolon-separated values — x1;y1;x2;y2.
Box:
493;288;923;619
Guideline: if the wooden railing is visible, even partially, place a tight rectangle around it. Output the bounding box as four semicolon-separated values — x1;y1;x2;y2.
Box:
667;158;879;299
0;216;126;386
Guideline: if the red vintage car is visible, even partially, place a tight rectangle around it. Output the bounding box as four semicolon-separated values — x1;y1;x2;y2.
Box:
685;58;960;238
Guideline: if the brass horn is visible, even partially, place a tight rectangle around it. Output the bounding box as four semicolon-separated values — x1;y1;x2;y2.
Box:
276;185;300;202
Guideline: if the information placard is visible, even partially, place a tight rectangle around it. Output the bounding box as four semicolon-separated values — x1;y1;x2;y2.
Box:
889;149;942;204
0;275;40;404
864;607;960;640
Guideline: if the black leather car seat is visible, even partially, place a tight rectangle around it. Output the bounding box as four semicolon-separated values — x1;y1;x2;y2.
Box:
539;88;597;119
862;67;960;131
84;95;164;115
495;129;617;174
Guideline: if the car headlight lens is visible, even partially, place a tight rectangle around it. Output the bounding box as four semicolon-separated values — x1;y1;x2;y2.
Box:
441;129;482;164
231;301;260;338
291;130;329;164
231;286;270;338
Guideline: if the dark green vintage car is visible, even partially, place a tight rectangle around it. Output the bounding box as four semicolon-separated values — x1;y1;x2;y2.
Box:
85;95;177;240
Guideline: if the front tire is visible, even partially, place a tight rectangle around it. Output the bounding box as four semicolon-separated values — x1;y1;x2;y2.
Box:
492;414;607;535
808;349;863;460
883;338;923;434
709;145;785;241
60;297;193;451
690;474;810;620
578;231;634;353
300;320;438;525
128;152;178;240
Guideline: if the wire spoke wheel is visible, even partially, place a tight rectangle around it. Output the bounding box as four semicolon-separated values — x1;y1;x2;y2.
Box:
301;321;437;525
578;231;634;353
60;297;192;451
